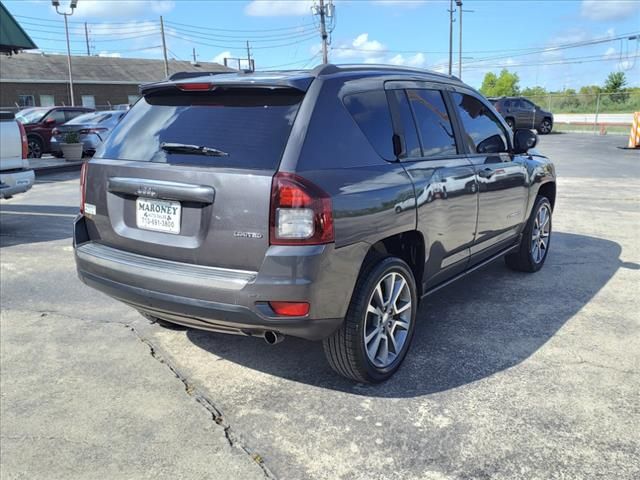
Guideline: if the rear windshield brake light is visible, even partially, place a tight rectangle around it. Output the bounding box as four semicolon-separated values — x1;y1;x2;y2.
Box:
176;83;216;92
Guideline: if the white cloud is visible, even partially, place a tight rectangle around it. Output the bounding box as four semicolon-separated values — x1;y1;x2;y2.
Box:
581;0;637;21
98;51;121;58
333;33;386;61
389;52;426;67
212;51;232;64
71;0;174;18
244;0;313;16
604;46;617;59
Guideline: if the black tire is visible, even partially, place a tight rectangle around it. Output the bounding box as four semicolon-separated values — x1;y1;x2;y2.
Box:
27;136;43;158
505;117;515;130
505;196;552;272
323;256;418;383
139;311;188;330
538;118;552;135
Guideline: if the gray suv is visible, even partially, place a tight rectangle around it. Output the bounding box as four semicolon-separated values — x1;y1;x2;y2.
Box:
489;96;554;134
74;65;556;382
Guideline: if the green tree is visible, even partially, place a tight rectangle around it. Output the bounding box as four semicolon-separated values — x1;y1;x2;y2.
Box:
604;71;626;93
479;69;520;97
604;71;628;103
521;86;547;98
479;72;498;96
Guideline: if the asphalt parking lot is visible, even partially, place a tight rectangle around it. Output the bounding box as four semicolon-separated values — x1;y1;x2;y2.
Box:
1;133;639;480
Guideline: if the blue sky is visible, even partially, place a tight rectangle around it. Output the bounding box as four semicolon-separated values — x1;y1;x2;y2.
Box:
5;0;640;90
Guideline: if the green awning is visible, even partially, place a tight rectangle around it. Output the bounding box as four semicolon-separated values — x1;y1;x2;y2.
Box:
0;1;37;54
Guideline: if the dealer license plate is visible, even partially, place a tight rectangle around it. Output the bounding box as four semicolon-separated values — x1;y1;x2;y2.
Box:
136;197;181;234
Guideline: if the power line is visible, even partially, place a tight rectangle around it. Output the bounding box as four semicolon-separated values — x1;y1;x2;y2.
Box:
163;19;317;33
165;31;319;50
164;22;317;40
164;24;318;43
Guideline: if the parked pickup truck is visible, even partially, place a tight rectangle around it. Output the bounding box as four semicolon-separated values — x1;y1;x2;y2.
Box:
0;111;34;199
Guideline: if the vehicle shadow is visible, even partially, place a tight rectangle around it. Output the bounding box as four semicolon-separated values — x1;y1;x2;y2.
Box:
0;204;76;248
187;232;634;397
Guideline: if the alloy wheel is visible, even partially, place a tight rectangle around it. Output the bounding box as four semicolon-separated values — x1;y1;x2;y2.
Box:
539;120;551;134
363;271;413;368
28;140;41;158
531;204;551;264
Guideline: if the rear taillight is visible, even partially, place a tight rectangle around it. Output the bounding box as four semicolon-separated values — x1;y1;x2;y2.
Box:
80;162;88;214
17;121;28;159
269;172;334;245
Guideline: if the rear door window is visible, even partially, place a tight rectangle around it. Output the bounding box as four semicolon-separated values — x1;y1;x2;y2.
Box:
95;88;304;170
388;89;421;159
343;90;395;160
406;89;457;158
451;92;509;155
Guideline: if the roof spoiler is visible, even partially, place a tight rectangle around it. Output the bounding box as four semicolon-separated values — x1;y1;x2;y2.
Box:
141;72;315;95
167;71;231;81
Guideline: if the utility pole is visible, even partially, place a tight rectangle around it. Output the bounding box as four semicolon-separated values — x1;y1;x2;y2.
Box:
246;40;253;71
448;0;454;75
160;16;169;77
84;22;90;56
319;0;328;64
192;47;197;63
52;0;77;106
457;0;463;78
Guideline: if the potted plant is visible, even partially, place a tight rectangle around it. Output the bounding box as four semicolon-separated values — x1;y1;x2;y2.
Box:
60;131;84;161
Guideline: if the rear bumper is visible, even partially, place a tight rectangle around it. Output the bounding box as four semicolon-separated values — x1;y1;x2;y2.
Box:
0;168;34;198
74;216;367;340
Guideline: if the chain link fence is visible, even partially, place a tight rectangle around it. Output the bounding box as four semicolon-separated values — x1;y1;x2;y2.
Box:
525;92;640;134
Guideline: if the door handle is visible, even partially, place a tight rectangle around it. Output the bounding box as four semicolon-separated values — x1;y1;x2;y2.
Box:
478;168;495;178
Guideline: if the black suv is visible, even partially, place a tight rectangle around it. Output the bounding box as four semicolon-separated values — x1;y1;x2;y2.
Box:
489;97;554;134
74;65;556;382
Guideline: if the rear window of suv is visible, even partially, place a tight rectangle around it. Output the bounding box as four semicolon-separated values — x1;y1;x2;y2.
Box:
95;88;304;170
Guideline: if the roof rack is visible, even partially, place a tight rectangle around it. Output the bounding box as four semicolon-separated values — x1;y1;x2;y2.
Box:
309;63;460;81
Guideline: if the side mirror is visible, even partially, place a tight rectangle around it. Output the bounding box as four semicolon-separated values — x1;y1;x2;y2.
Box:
513;129;537;154
44;118;56;126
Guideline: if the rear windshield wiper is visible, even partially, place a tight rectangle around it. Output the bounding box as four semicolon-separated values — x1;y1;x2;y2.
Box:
161;142;229;157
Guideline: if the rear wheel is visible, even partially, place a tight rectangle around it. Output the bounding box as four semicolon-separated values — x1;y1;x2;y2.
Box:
505;196;552;272
323;257;417;383
27;136;43;158
538;118;552;135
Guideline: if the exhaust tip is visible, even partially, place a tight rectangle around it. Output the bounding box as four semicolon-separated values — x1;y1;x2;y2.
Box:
264;331;284;345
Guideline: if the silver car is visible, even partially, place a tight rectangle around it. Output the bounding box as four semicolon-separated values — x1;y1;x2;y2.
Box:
50;110;126;157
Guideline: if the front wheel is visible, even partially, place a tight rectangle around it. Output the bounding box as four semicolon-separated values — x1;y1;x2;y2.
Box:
505;196;552;272
323;257;418;383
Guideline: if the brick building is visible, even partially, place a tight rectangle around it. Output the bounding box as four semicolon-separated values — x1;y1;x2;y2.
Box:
0;53;232;109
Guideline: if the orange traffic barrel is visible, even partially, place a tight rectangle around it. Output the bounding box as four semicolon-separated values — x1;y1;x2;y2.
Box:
629;112;640;148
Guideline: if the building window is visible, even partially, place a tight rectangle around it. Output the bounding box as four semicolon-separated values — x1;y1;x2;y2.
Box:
18;95;35;107
127;95;140;106
40;95;55;107
81;95;96;108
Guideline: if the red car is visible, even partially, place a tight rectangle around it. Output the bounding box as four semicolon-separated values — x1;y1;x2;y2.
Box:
16;106;94;158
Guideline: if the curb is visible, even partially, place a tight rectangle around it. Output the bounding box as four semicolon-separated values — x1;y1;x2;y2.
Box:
33;160;84;176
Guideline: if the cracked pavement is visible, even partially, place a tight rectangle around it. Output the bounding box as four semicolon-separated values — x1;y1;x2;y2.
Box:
1;134;639;479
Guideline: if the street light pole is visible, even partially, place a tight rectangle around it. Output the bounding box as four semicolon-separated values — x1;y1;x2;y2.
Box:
52;0;78;106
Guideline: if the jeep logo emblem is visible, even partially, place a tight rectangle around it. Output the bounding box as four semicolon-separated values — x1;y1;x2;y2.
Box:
136;186;157;197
